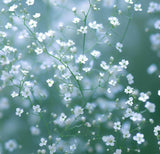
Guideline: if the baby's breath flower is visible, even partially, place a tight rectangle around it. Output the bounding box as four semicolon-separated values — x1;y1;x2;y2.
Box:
134;4;142;12
108;16;120;27
33;105;41;113
46;79;54;87
16;108;24;117
29;19;37;28
76;55;88;64
145;101;155;113
77;26;88;34
102;135;115;146
5;140;17;152
138;92;149;102
26;0;34;6
39;138;47;147
11;91;19;98
133;133;145;144
116;42;123;52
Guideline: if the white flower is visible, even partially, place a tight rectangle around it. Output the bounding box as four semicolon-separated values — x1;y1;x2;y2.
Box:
158;90;160;96
3;0;12;4
108;16;120;27
130;112;142;122
76;55;88;64
127;73;134;84
119;59;129;69
122;131;131;138
113;121;121;130
100;61;109;70
114;149;122;154
46;79;54;87
74;106;84;117
134;4;142;11
138;92;149;102
33;13;41;18
30;126;40;135
39;138;47;147
147;64;157;74
9;4;18;12
154;20;160;30
91;50;101;58
147;2;159;13
21;88;31;98
145;101;155;113
77;26;88;34
33;105;41;113
5;22;12;29
35;47;43;55
26;0;34;6
124;86;134;94
70;144;76;151
102;135;115;146
125;0;133;4
73;17;80;24
89;21;103;30
59;113;67;122
16;108;24;117
154;125;160;136
37;33;46;42
29;19;37;28
116;42;123;52
133;133;145;144
11;91;19;98
5;140;17;152
48;144;56;153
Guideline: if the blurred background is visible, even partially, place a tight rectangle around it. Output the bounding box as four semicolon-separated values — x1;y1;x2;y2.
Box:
0;0;160;153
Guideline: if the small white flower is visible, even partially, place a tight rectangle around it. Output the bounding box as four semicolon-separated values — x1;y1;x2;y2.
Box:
73;17;80;24
11;91;19;98
76;55;88;64
70;144;76;151
77;26;88;34
138;92;149;102
119;59;129;69
108;16;120;27
154;125;160;136
116;42;123;52
29;19;37;28
5;140;17;152
59;113;67;122
91;50;101;58
114;149;122;154
102;135;115;146
33;13;41;18
134;4;142;11
37;33;46;42
39;138;47;147
74;106;84;117
48;143;56;153
147;64;157;74
145;101;155;113
35;47;43;55
154;20;160;30
125;0;133;4
16;108;24;117
30;126;40;135
100;61;109;70
33;105;41;113
9;4;18;12
133;133;145;144
46;79;54;87
26;0;34;6
113;121;121;130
